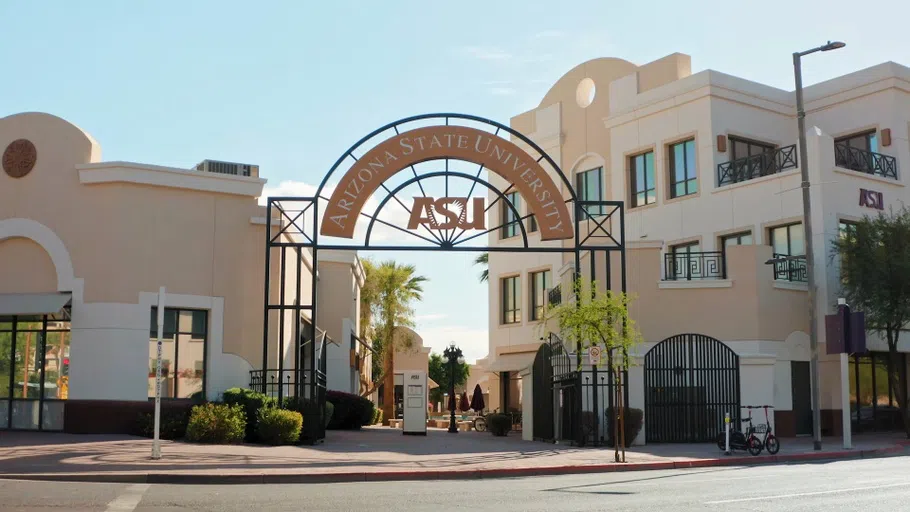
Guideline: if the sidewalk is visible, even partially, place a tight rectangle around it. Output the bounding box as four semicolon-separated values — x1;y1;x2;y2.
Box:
1;427;906;484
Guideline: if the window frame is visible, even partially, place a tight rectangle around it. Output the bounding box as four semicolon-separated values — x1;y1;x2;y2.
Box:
835;130;879;153
500;191;521;239
728;135;776;161
529;269;551;321
668;139;698;199
148;306;209;400
501;275;521;325
576;167;605;219
768;222;804;257
629;151;656;208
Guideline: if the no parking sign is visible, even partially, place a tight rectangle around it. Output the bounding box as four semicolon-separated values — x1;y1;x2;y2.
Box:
589;346;602;365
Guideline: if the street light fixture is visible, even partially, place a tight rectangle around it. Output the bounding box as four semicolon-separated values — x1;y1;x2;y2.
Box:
443;341;464;433
793;39;846;451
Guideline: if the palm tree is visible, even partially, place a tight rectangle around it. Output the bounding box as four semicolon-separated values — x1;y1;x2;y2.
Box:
357;260;427;424
474;252;489;283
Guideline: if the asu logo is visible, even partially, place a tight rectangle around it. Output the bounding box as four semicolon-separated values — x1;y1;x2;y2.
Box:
407;197;485;231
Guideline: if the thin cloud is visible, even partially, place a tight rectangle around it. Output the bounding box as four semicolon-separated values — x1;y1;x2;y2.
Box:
489;87;516;96
416;313;448;322
457;46;512;60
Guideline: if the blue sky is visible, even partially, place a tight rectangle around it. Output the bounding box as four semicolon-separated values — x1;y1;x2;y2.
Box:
3;0;909;362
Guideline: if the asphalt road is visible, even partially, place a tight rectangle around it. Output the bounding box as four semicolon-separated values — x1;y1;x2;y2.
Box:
2;454;909;511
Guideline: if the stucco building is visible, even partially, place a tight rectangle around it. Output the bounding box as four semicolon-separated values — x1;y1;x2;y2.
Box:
0;112;363;432
481;53;910;441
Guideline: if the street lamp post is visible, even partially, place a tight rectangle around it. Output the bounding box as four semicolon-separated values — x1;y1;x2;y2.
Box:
793;40;845;451
444;342;464;434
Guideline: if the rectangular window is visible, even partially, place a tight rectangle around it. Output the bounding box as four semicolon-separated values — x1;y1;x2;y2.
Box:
769;223;806;281
530;270;551;321
576;167;604;219
667;242;701;280
501;276;521;324
669;139;697;198
500;192;521;239
721;231;753;249
629;152;656;208
836;131;878;153
838;220;858;239
149;307;207;399
729;136;775;161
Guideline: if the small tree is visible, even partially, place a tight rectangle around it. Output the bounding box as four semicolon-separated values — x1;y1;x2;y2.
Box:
541;277;642;461
428;352;470;405
832;207;910;437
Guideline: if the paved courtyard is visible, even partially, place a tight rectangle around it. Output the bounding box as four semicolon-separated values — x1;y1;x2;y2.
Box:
0;427;904;483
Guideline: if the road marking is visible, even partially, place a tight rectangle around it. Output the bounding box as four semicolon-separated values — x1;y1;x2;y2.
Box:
705;482;910;504
105;483;150;512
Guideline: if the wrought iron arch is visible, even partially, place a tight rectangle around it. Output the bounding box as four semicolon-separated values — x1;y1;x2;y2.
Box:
644;333;740;443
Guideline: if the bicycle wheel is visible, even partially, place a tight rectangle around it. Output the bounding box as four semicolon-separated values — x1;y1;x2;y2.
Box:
716;433;726;451
474;417;486;432
748;436;763;456
765;434;780;455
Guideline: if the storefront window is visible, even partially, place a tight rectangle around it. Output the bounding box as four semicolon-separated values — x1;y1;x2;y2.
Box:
148;307;207;400
849;352;905;432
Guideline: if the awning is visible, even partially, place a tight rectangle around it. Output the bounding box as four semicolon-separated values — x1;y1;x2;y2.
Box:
484;352;536;373
0;292;71;316
428;377;439;389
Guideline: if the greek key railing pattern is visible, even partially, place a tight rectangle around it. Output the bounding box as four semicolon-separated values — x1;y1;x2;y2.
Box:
834;143;897;179
772;253;807;282
717;144;798;187
664;251;726;280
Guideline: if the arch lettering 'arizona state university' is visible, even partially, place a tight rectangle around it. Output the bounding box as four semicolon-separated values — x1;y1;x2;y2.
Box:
320;125;573;241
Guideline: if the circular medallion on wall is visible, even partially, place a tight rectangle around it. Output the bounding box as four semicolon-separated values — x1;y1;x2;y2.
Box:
3;139;38;178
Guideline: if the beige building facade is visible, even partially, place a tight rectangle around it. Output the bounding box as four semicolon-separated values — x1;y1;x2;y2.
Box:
482;53;910;441
0;112;362;432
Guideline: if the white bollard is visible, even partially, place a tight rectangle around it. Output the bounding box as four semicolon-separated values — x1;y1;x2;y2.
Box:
724;412;731;455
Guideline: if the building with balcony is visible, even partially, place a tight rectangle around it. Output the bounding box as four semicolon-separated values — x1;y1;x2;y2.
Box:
480;53;910;442
0;112;363;433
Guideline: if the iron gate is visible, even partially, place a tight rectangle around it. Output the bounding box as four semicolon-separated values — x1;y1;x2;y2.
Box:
644;334;740;443
531;342;554;441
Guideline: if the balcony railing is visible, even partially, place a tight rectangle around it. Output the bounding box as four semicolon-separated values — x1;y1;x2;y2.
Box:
717;144;798;187
664;251;726;280
548;287;562;306
771;253;807;282
834;143;897;179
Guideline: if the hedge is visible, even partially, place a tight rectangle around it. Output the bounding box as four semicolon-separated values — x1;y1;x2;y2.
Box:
326;390;375;430
185;403;246;444
135;409;190;440
222;387;276;442
257;408;303;445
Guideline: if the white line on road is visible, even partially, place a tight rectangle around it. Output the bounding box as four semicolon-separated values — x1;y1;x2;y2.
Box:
705;482;910;504
105;483;150;512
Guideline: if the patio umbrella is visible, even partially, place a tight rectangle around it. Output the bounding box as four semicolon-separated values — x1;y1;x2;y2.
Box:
470;383;485;411
460;391;470;412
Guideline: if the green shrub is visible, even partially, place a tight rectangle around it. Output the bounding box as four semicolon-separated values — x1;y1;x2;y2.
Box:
185;403;246;444
372;407;383;425
606;408;644;448
134;409;190;440
325;401;335;428
222;387;276;442
257;408;303;445
487;413;511;436
326;390;375;430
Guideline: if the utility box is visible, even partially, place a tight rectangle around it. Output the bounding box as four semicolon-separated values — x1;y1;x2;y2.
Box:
402;370;427;436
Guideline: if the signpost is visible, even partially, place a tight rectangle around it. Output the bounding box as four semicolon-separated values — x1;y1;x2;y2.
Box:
151;286;165;460
825;298;865;450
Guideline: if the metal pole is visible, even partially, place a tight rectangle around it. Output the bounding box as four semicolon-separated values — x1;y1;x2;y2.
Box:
724;412;731;455
152;286;165;460
448;355;457;433
794;51;822;451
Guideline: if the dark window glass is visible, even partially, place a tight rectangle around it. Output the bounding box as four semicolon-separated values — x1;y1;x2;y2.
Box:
729;136;775;161
669;139;697;198
500;192;521;239
529;214;538;233
149;307;207;399
836;131;878;153
501;276;521;324
530;270;551;321
576;168;604;219
630;152;656;207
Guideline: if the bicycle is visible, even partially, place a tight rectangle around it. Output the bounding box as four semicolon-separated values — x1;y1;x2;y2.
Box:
715;406;763;456
754;405;780;455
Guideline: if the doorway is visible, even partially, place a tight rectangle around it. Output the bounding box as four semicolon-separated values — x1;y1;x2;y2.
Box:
791;361;812;436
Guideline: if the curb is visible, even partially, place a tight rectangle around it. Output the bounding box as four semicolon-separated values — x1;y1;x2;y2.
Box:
1;443;905;485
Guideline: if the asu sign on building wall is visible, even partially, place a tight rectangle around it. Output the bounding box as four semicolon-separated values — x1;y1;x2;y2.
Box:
320;125;573;241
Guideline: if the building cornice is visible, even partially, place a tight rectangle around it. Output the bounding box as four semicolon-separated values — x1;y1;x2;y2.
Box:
76;161;267;197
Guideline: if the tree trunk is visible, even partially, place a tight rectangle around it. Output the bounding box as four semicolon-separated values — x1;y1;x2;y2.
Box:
381;341;394;426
